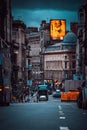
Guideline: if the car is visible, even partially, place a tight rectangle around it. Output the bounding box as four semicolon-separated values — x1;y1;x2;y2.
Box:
48;89;52;95
52;90;61;98
39;95;47;101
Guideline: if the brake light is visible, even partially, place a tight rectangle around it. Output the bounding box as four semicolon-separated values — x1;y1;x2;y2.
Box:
0;88;2;92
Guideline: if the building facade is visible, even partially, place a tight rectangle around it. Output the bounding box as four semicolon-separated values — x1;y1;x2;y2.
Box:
12;20;26;86
70;22;78;36
39;20;50;81
44;32;77;81
26;27;41;83
0;0;12;105
78;0;87;80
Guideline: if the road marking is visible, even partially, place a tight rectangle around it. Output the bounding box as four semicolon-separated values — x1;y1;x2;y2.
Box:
58;105;62;110
59;110;64;115
59;116;66;119
59;126;69;130
82;112;86;115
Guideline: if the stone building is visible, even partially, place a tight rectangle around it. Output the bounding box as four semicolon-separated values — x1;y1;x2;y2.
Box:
0;0;12;43
77;0;87;80
26;27;41;82
12;20;26;85
0;0;12;105
39;20;50;81
43;31;77;81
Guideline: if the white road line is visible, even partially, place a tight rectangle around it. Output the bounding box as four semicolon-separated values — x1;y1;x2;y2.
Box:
59;116;66;119
58;105;62;110
59;126;70;130
59;110;64;115
82;112;86;115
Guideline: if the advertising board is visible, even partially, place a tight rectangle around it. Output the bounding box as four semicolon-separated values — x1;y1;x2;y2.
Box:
50;19;66;40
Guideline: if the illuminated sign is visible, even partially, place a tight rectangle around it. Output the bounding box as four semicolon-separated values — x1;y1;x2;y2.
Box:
50;19;66;40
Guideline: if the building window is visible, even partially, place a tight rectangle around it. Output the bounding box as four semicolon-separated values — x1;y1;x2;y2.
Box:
65;73;68;79
41;32;43;38
72;62;76;69
65;61;67;68
65;56;67;60
72;55;75;59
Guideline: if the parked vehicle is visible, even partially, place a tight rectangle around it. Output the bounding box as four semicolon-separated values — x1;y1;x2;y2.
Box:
52;89;61;98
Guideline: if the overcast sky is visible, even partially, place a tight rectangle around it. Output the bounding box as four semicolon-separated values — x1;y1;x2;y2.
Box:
12;0;84;30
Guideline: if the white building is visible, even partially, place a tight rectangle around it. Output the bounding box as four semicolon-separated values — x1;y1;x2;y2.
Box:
43;31;77;81
26;28;41;81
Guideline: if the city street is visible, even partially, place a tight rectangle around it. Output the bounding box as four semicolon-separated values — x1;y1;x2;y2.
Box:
0;1;87;130
0;95;87;130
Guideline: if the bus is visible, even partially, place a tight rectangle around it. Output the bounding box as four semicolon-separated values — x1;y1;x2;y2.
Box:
37;84;48;101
